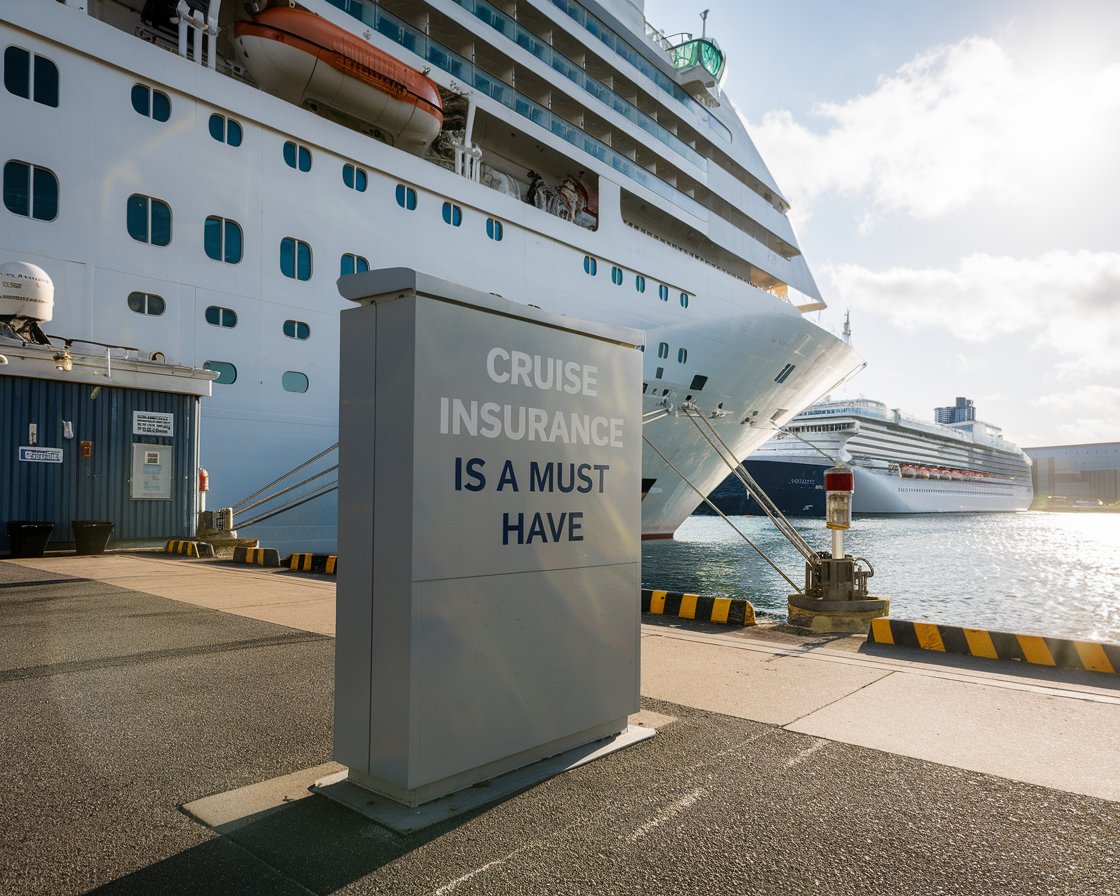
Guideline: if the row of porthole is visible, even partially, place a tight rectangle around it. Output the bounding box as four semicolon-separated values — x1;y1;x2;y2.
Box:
128;291;312;342
4;170;500;271
202;361;309;392
582;256;690;308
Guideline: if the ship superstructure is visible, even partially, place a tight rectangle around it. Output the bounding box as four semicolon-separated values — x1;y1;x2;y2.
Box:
2;0;862;550
706;397;1034;516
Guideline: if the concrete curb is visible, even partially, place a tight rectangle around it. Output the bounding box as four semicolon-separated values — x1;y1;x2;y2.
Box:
231;546;281;568
642;588;755;626
283;553;338;575
164;539;216;558
868;617;1120;675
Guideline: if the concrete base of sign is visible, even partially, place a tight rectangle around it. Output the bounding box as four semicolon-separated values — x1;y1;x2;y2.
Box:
314;724;656;834
787;595;891;633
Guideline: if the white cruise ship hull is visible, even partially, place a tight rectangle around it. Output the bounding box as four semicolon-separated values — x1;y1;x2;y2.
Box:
2;1;862;552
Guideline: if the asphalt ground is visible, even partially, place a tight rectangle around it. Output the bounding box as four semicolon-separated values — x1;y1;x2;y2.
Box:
2;558;1119;896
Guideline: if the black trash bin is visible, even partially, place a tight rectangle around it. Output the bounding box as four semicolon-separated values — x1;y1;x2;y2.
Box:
72;520;114;555
6;521;55;558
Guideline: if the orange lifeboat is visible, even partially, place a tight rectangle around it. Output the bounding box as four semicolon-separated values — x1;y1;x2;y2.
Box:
234;8;443;154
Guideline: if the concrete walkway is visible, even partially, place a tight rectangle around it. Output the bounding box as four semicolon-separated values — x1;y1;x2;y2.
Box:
3;553;1119;895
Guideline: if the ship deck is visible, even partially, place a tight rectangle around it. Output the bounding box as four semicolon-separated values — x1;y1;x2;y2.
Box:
2;553;1118;894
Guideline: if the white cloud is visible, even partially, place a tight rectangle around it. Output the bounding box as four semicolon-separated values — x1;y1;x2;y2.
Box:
825;250;1120;372
1035;385;1120;443
752;36;1120;222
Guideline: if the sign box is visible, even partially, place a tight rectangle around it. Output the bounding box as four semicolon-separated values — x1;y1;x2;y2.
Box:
334;269;644;807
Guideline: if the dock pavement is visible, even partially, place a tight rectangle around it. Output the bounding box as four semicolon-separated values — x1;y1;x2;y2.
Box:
1;552;1118;895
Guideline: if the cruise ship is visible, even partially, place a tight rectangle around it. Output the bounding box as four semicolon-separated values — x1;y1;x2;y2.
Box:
705;396;1034;516
2;0;862;551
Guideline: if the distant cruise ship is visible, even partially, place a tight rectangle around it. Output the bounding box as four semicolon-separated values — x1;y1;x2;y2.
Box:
2;0;861;551
705;396;1034;515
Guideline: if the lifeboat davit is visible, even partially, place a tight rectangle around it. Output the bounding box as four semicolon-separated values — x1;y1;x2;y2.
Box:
233;8;443;154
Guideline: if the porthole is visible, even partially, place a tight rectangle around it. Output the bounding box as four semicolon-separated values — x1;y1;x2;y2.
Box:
127;291;165;316
583;255;597;276
340;253;369;277
3;161;58;221
635;275;646;293
4;47;59;107
283;140;312;172
679;292;690;309
204;360;237;384
208;113;242;147
204;305;237;328
126;194;171;245
395;184;417;209
343;163;367;191
657;342;669;359
283;319;311;340
486;217;503;240
282;371;309;393
204;215;242;264
658;284;669;302
611;266;623;286
280;237;312;280
442;201;463;226
131;84;170;121
677;347;687;363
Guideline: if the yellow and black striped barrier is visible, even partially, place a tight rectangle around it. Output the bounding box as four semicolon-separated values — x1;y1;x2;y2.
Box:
232;546;281;568
164;539;216;558
868;617;1120;675
642;588;755;626
283;553;338;575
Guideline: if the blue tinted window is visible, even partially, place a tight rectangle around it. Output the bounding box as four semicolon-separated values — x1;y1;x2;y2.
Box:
395;184;417;209
340;253;369;277
204;216;242;263
282;371;309;393
3;161;58;221
209;113;242;146
583;255;597;276
658;284;669;302
486;217;503;240
4;47;29;99
344;164;367;191
127;194;171;245
442;201;462;226
204;360;237;384
205;305;237;328
284;141;311;171
635;275;646;293
280;237;312;280
679;292;690;309
33;54;59;107
657;342;669;359
611;266;623;285
132;84;170;120
283;319;311;340
127;291;165;315
677;348;687;363
6;49;59;107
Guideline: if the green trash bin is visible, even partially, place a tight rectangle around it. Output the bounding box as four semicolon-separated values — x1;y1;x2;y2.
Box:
7;521;55;558
72;520;114;555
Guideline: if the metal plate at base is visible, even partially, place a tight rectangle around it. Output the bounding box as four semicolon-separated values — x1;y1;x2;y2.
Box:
313;724;657;834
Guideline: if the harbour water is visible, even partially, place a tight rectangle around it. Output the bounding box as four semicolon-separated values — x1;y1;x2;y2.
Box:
642;512;1120;643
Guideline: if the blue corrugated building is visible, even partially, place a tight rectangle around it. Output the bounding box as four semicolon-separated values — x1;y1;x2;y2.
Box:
1;338;213;554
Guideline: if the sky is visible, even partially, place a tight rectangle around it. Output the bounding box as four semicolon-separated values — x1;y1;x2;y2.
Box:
643;0;1120;447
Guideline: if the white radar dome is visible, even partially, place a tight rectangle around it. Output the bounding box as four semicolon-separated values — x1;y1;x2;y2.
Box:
0;261;54;323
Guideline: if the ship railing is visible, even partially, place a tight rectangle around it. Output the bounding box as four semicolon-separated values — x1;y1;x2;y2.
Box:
622;221;793;303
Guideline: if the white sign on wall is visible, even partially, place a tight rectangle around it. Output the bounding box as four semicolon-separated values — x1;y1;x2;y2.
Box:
132;411;174;437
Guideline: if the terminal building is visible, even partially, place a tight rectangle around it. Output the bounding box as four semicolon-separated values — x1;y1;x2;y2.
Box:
1024;442;1120;506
